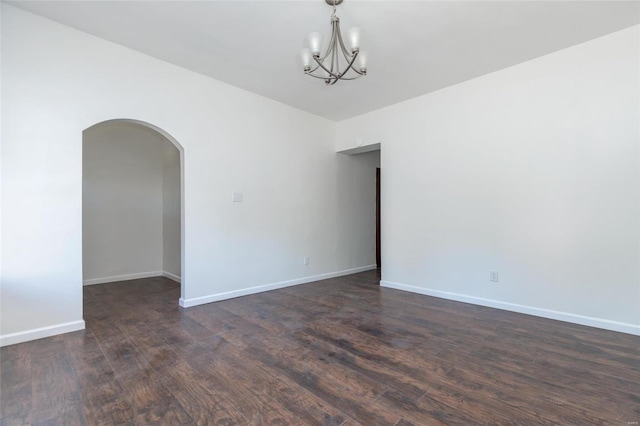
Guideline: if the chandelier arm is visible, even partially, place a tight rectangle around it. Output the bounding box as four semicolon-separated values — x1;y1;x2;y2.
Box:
305;72;336;80
309;53;363;80
337;50;363;78
306;64;322;74
312;55;343;80
347;66;365;76
307;73;357;83
317;21;338;63
306;52;327;75
331;37;340;74
335;23;354;60
332;19;342;75
332;39;339;75
309;51;364;80
330;75;360;80
317;46;333;63
333;18;364;78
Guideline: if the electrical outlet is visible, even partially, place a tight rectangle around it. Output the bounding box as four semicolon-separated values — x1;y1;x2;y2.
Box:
303;256;310;266
490;270;499;282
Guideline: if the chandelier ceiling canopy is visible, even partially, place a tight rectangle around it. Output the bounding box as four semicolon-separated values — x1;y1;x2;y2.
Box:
301;0;367;86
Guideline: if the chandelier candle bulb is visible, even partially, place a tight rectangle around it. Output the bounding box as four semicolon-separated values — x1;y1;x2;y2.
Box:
307;32;323;56
301;48;313;70
347;27;361;52
358;51;368;73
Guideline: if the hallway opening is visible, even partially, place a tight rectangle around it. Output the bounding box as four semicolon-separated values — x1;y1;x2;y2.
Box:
82;119;184;299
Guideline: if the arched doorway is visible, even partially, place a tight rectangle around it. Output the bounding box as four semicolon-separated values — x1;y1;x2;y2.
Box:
82;119;185;301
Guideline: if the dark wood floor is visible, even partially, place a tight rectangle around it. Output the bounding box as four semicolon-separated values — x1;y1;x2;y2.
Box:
1;270;639;425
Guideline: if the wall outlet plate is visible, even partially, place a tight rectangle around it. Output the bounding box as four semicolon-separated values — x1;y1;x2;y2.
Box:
490;270;499;282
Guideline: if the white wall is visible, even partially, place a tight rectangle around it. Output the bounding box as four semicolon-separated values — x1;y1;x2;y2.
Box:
0;5;376;345
83;122;179;285
337;26;640;335
0;5;3;314
163;138;181;280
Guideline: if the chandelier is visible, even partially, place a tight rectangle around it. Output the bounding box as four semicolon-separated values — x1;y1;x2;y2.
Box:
300;0;367;85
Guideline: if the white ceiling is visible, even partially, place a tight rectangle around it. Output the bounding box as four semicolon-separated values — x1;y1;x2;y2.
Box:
7;0;640;121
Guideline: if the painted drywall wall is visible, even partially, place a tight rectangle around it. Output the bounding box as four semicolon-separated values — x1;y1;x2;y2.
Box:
83;122;180;284
0;4;3;312
163;139;181;280
337;26;640;334
0;5;376;345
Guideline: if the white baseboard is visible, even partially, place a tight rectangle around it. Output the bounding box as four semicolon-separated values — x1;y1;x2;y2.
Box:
180;264;377;308
0;320;85;347
83;271;164;286
381;280;640;336
163;271;181;283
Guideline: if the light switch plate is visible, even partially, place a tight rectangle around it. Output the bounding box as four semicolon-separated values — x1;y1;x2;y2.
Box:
232;192;243;202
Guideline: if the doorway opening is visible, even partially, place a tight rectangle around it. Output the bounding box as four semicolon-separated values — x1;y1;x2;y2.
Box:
336;144;381;280
82;119;184;301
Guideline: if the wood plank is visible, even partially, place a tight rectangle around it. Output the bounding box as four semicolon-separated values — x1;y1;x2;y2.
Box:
116;320;249;425
158;358;250;425
0;342;33;425
63;329;134;424
91;324;193;423
29;337;84;424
